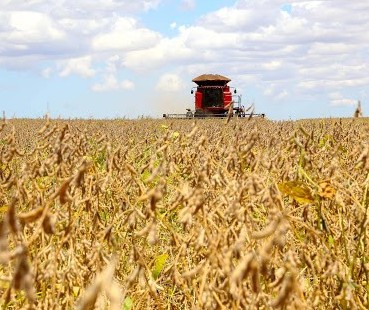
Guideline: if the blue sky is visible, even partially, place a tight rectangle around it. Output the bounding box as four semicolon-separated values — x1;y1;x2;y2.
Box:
0;0;368;120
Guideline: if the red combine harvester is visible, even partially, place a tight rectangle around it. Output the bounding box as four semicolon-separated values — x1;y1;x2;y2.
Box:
163;74;265;119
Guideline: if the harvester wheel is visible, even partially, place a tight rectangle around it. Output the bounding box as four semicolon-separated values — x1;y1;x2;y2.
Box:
186;111;194;118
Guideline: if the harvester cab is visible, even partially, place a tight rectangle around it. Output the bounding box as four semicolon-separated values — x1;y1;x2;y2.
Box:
163;74;265;119
191;74;240;118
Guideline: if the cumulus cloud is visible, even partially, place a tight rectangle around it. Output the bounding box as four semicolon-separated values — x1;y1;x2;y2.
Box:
58;56;96;78
2;0;162;15
41;67;52;78
329;92;357;107
0;0;168;94
0;0;163;66
262;61;282;71
91;55;135;92
91;76;135;92
123;37;195;72
180;0;196;11
264;83;289;100
0;11;67;59
156;74;185;92
92;17;162;52
8;11;65;42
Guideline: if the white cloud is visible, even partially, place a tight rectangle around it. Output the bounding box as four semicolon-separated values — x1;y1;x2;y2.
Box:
0;11;67;59
264;83;289;100
156;74;185;92
307;43;357;56
58;18;110;36
58;56;96;78
8;11;65;42
2;0;162;15
91;76;135;92
41;67;52;78
0;1;164;65
199;6;274;32
123;37;195;72
121;80;135;90
181;0;196;11
182;26;239;50
91;55;135;91
262;61;282;71
329;92;357;107
92;17;161;52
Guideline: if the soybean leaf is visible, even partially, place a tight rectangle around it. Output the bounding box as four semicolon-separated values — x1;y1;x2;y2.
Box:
123;296;133;310
152;253;169;280
278;181;314;204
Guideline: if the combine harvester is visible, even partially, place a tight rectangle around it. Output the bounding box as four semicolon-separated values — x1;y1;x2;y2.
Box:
163;74;265;119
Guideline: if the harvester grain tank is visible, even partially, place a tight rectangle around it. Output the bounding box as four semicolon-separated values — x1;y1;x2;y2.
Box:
163;74;265;119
